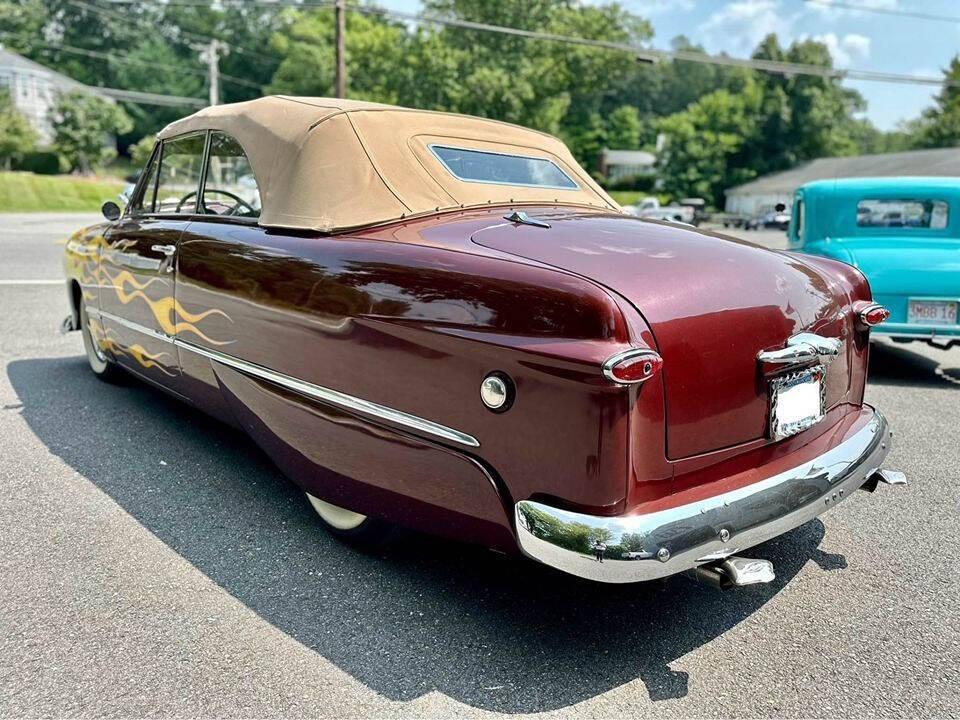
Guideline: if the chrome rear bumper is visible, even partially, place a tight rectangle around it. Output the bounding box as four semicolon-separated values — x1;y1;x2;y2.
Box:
515;408;894;583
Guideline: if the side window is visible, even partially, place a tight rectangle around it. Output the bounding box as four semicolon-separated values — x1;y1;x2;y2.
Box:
795;199;804;240
154;133;206;215
133;145;160;213
202;132;261;218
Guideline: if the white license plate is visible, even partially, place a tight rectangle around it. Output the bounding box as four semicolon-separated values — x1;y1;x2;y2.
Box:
770;366;825;440
908;299;958;326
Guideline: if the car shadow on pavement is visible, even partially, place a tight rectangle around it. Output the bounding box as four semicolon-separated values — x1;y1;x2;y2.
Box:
869;341;960;389
8;356;845;713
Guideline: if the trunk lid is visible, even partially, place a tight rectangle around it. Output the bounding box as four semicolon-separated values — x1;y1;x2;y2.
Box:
472;209;852;458
836;236;960;296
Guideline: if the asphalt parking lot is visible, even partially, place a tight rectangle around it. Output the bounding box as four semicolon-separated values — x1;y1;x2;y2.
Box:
1;215;958;718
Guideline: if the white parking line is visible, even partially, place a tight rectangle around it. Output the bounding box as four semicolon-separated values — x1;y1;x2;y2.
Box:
0;280;63;285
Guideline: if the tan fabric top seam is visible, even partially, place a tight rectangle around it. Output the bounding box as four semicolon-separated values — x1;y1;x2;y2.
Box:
344;113;413;215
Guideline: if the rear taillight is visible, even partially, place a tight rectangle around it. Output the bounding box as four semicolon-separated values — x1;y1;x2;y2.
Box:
603;349;663;384
854;302;890;330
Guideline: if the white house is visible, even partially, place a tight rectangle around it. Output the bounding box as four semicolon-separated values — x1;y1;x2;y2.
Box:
0;45;111;145
599;149;656;182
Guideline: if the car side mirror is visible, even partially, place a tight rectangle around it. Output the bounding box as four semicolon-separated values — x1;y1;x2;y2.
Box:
774;202;786;212
101;201;121;221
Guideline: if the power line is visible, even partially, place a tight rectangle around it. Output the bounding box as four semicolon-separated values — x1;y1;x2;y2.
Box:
804;0;960;24
97;87;206;107
28;40;261;89
68;0;280;64
351;4;959;89
89;0;960;89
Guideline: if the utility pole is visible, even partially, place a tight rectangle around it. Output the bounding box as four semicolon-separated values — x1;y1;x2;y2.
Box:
201;39;225;106
335;0;346;98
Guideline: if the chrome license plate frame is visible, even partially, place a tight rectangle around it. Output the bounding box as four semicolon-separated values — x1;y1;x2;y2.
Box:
769;365;826;441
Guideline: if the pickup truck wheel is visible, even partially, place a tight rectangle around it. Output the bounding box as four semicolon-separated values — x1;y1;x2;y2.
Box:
80;304;123;383
305;493;396;547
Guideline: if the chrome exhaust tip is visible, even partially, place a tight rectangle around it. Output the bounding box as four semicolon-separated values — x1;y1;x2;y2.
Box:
861;468;907;493
687;556;776;590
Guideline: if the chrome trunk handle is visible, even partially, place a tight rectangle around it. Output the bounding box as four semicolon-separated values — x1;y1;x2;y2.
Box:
151;244;176;256
758;332;841;367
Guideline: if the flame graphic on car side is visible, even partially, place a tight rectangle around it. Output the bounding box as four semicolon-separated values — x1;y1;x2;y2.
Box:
102;268;233;345
66;231;235;376
86;315;126;359
127;344;176;376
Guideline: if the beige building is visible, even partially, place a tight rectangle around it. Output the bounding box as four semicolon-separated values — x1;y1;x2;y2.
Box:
725;148;960;217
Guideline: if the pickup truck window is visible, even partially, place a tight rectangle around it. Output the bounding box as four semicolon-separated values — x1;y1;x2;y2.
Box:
856;198;948;229
429;144;579;190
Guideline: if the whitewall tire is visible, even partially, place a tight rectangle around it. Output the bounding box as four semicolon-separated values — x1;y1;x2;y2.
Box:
305;492;397;547
80;304;123;383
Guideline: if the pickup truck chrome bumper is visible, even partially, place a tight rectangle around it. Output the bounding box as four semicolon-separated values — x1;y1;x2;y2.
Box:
514;408;895;584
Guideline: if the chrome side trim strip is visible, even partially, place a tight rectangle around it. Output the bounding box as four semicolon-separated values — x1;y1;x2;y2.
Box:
516;409;892;583
90;308;480;448
89;307;174;343
178;340;481;448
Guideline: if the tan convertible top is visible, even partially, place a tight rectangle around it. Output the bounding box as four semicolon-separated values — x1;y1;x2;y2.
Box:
157;96;620;231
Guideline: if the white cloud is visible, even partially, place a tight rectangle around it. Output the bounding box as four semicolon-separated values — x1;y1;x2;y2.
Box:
629;0;696;15
696;0;791;55
842;33;871;58
809;32;871;67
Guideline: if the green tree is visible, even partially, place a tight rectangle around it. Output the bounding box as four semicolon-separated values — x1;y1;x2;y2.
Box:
52;91;133;174
267;8;409;102
606;105;642;150
129;134;157;169
109;37;205;144
914;56;960;148
0;89;37;169
656;85;762;206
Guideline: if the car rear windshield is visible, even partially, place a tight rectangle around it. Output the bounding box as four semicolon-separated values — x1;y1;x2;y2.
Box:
856;198;949;229
429;145;579;190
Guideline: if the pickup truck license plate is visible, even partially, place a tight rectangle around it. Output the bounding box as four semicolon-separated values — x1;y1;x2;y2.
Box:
908;299;958;326
770;366;825;440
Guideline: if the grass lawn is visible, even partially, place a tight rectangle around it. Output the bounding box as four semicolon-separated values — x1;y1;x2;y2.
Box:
0;172;124;213
609;190;642;207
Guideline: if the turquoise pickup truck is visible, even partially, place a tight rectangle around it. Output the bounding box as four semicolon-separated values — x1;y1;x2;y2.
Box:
788;177;959;349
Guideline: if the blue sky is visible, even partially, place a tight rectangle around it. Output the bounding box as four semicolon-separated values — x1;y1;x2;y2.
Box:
379;0;958;130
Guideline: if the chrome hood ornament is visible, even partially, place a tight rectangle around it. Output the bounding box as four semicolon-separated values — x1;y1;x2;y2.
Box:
757;332;841;368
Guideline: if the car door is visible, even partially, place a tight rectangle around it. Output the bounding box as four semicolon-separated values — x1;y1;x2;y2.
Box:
173;130;265;419
99;132;207;393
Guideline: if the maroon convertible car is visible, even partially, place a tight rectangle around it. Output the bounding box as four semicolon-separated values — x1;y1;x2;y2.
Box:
62;97;904;587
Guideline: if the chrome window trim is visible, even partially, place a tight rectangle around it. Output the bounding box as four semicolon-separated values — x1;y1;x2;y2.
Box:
89;308;479;448
427;143;580;191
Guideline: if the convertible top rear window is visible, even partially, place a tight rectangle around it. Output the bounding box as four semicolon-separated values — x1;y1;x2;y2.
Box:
429;145;579;190
856;198;949;229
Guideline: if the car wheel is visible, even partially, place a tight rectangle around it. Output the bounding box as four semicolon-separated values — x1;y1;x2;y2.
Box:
305;492;397;547
80;303;124;383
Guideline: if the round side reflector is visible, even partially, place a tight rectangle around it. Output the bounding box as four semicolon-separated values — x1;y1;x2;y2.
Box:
603;350;663;385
